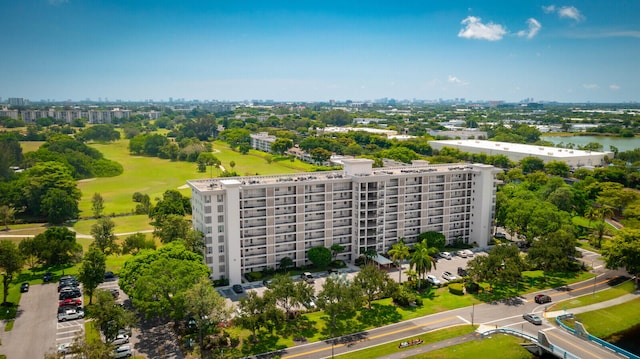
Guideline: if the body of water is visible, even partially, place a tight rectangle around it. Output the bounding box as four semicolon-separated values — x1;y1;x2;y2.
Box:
541;135;640;152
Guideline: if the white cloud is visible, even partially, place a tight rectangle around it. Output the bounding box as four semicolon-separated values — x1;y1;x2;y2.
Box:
583;84;599;90
517;18;542;39
542;5;556;14
558;6;584;21
458;16;507;41
609;84;620;91
448;75;468;86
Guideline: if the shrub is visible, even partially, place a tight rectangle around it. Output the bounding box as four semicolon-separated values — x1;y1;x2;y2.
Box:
414;297;423;306
465;282;480;294
245;271;262;282
212;278;229;287
392;286;416;307
448;283;464;295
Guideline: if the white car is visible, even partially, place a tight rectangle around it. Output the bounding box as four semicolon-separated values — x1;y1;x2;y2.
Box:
113;345;132;358
464;249;474;257
456;250;467;258
58;308;84;322
427;274;441;286
442;271;457;281
439;251;452;260
111;333;130;346
57;343;71;354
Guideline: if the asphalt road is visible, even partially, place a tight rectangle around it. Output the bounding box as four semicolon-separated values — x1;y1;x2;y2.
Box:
0;281;62;358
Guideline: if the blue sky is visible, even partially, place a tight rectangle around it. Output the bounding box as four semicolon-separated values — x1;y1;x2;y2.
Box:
1;0;638;103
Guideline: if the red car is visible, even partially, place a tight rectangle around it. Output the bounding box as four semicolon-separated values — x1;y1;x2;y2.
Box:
59;298;82;307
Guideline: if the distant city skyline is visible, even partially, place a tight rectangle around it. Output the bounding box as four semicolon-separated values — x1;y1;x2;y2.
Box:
1;1;639;103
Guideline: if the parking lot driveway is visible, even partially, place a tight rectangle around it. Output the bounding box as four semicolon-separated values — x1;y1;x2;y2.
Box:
0;283;58;358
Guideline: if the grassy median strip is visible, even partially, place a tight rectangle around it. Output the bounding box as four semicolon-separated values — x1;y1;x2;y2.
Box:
422;333;534;359
554;279;635;311
336;325;477;359
572;297;640;338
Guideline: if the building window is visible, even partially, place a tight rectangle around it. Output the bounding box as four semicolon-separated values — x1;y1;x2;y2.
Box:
207;247;212;254
218;235;225;243
217;205;224;212
218;225;224;233
217;195;224;203
219;245;224;253
218;215;224;222
219;255;225;262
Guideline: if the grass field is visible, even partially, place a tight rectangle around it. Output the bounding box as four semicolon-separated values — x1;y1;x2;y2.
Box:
553;279;636;310
76;139;317;217
571;298;640;338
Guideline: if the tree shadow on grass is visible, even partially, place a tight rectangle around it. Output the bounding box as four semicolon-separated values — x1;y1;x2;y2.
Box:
357;303;402;327
319;313;366;339
241;329;286;357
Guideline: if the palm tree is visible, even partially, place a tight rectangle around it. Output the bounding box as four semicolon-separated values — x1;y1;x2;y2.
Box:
388;239;410;282
363;248;378;265
0;205;15;231
409;240;437;290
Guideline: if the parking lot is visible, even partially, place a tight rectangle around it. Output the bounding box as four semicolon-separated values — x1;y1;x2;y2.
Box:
219;249;485;303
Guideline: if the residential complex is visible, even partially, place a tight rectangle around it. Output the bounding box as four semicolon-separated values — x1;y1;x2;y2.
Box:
188;159;500;285
20;108;131;124
429;140;614;167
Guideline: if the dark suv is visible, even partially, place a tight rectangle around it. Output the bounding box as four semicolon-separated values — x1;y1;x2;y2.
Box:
59;289;82;300
457;267;468;277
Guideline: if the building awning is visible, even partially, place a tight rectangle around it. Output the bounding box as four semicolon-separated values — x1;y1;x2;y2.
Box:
372;254;393;266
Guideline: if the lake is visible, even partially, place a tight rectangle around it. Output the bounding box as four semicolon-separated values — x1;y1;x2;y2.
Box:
541;135;640;152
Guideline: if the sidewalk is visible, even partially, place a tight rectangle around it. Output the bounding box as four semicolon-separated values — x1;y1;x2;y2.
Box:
545;290;640;318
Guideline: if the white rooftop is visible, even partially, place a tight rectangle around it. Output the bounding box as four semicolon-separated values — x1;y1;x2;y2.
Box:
429;140;612;158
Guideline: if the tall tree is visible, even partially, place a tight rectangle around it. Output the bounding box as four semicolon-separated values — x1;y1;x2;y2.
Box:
20;161;81;222
409;240;437;289
307;246;332;268
184;277;231;353
270;138;294;155
527;226;578;275
118;242;211;321
388;239;410;282
31;227;82;267
91;193;105;218
353;264;395;309
0;240;23;304
330;244;345;262
91;217;119;255
316;275;363;337
236;291;282;340
92;289;136;343
121;232;156;255
153;214;192;244
78;247;106;305
0;205;15;231
602;229;640;289
269;275;314;319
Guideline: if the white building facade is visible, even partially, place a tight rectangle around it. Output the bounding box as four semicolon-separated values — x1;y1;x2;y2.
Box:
188;159;500;285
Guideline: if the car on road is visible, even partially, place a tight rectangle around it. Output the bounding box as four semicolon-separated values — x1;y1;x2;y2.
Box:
232;284;244;294
456;250;467;258
439;251;452;260
426;274;441;286
59;298;82;307
442;271;457;281
58;308;85;322
104;271;115;280
43;272;53;282
523;313;542;325
463;249;474;257
111;333;130;346
113;345;133;358
20;283;29;292
534;294;552;304
457;267;468;277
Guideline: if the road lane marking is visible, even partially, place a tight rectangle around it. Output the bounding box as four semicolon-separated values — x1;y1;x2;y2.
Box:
545;328;605;359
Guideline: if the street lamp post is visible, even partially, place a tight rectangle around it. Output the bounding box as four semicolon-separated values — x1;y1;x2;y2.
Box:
592;260;596;296
471;302;475;326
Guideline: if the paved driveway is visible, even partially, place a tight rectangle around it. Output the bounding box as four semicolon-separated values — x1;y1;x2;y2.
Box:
0;282;59;358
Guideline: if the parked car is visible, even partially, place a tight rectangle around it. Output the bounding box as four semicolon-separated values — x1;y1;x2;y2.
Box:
523;313;542;325
327;268;339;275
110;289;120;298
20;283;29;293
442;271;457;281
232;284;244;294
463;249;474;257
456;250;467;258
43;272;53;282
534;294;552;304
104;271;115;280
59;289;82;300
439;251;452;260
111;333;130;346
457;267;468;277
57;343;71;354
301;272;315;283
58;308;85;322
495;232;507;239
262;279;272;288
426;274;441;286
59;298;82;307
113;345;133;358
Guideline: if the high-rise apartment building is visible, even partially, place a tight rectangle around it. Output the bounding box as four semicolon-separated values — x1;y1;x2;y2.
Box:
188;159;500;285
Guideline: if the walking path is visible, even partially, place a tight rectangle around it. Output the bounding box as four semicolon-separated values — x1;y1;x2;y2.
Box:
545;290;640;318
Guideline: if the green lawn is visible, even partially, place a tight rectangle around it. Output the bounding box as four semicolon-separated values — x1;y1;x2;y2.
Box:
77;139;317;217
336;325;477;359
71;214;154;236
569;298;640;338
553;279;636;310
420;333;534;359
